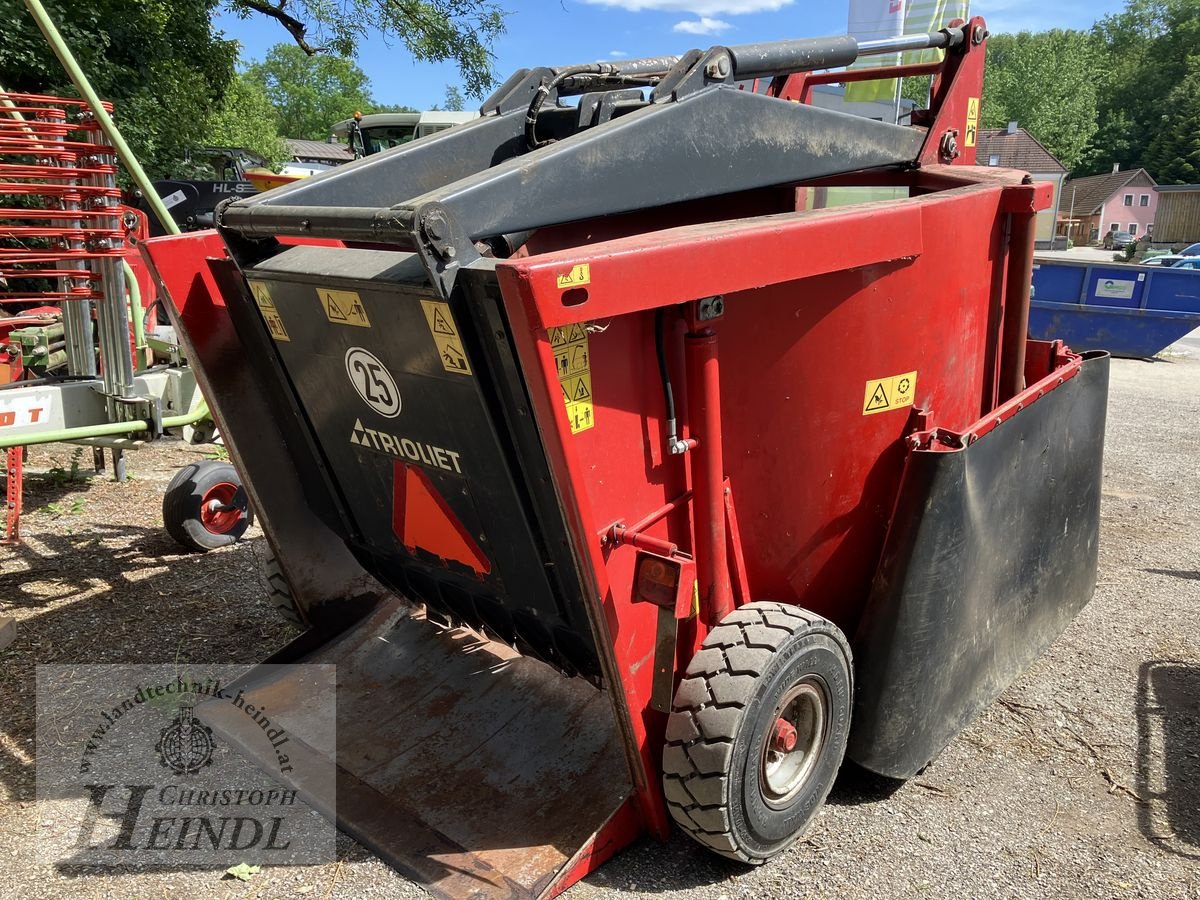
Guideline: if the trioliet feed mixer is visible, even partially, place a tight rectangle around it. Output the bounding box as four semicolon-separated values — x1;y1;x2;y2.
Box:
143;16;1109;898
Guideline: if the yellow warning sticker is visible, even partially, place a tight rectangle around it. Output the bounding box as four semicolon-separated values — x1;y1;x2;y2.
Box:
862;371;917;416
550;322;594;434
248;280;289;342
555;264;591;290
420;299;472;376
965;97;980;148
318;288;371;328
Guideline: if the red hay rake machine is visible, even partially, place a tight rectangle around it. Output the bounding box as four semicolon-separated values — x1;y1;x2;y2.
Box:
0;87;242;548
144;16;1108;897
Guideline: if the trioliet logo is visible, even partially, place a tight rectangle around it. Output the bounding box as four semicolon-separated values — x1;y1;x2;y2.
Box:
349;418;464;475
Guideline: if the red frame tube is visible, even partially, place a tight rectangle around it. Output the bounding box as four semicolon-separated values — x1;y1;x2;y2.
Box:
999;206;1037;400
684;328;733;625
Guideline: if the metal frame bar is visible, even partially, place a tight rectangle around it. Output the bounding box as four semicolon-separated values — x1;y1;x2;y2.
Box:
216;23;981;302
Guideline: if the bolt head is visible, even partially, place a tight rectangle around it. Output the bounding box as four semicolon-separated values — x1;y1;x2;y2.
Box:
771;718;799;753
425;217;447;241
705;55;731;79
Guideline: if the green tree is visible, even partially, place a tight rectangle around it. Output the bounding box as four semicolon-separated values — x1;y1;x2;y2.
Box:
0;0;236;179
980;30;1102;171
1143;58;1200;183
203;74;289;169
245;44;375;140
443;85;466;112
900;76;932;111
226;0;505;97
1086;0;1200;175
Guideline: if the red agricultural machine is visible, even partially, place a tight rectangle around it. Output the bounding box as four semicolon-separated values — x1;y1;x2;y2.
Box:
144;17;1108;897
0;87;239;547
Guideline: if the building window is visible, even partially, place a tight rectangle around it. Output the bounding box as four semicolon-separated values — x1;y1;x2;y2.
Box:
1129;224;1138;235
988;154;1000;166
1140;194;1150;206
1123;194;1134;206
1111;223;1120;231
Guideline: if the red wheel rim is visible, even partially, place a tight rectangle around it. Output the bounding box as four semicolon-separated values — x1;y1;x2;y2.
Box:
199;482;242;535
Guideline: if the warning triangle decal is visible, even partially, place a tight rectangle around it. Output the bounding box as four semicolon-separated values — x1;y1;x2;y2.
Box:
324;292;348;321
391;462;491;575
865;383;890;412
573;380;591;401
431;308;456;336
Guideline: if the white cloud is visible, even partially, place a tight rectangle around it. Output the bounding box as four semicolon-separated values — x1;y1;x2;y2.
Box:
673;16;731;34
582;0;793;15
609;50;629;57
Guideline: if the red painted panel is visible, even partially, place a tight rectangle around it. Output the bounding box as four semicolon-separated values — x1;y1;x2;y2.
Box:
496;168;1017;836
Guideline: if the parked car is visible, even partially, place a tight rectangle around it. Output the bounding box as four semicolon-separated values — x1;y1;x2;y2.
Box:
1142;254;1188;267
1170;258;1200;270
1179;242;1200;257
1104;230;1135;250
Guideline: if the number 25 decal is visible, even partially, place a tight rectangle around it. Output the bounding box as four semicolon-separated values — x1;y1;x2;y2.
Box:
344;347;401;418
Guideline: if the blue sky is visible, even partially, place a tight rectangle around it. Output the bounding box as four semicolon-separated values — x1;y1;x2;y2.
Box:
214;0;1128;110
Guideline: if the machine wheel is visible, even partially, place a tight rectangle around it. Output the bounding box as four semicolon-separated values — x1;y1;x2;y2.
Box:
163;460;254;552
662;602;852;863
262;552;303;625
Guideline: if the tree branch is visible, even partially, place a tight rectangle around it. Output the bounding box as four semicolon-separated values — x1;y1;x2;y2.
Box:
235;0;324;54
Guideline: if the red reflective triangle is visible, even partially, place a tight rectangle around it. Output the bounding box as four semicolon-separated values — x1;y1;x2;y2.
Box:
391;462;490;575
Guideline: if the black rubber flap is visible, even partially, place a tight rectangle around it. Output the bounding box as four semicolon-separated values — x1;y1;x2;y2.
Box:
847;352;1111;779
203;600;632;899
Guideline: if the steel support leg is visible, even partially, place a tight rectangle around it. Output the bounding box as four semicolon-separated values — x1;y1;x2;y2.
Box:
3;447;22;545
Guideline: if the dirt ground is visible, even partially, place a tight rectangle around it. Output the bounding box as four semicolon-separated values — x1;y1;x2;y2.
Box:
2;351;1199;900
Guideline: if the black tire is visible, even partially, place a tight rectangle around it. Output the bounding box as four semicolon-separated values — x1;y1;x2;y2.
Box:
262;553;303;625
663;602;852;863
162;460;253;552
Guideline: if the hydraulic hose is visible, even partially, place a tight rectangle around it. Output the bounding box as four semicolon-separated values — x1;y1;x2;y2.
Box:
525;64;666;151
656;308;690;455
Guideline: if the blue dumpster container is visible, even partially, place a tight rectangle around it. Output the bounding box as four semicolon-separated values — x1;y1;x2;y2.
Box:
1030;259;1200;358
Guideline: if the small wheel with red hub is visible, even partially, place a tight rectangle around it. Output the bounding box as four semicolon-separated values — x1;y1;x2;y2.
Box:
162;460;254;552
662;602;852;863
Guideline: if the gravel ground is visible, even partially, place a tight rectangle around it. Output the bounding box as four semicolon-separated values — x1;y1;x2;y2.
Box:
2;350;1199;900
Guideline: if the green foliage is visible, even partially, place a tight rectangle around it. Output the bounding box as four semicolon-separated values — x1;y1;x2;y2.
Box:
224;863;261;881
203;75;289;169
900;75;932;111
246;44;376;140
44;497;86;517
40;448;85;489
1086;0;1200;180
981;31;1102;171
0;0;237;181
227;0;506;98
443;85;466;112
1143;58;1200;183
